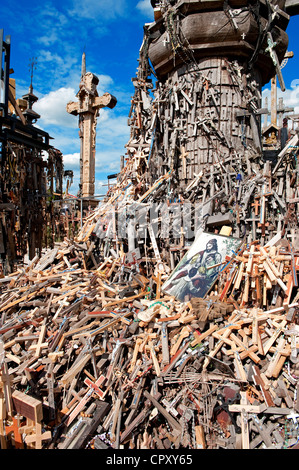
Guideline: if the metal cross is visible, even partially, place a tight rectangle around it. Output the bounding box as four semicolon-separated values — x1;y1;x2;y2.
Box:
28;57;37;91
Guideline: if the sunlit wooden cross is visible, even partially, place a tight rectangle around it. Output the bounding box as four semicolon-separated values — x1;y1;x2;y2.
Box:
4;415;25;449
179;146;188;179
12;390;51;449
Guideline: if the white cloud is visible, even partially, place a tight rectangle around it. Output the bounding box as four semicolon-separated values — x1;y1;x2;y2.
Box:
37;31;60;47
50;133;80;154
284;79;299;114
67;0;127;20
136;0;153;16
63;153;80;169
35;5;69;46
40;3;68;26
38;50;66;67
95;148;123;171
98;112;129;141
34;87;77;128
94;74;115;96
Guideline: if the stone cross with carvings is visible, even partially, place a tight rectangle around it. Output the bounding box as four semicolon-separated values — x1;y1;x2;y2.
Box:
67;57;117;198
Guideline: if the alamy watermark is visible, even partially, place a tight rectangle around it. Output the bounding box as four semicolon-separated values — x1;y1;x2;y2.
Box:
94;201;213;241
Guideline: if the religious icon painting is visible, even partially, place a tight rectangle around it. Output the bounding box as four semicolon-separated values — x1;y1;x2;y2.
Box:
162;231;241;302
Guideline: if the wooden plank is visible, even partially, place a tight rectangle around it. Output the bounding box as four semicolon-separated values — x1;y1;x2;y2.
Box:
190;324;218;347
12;390;43;423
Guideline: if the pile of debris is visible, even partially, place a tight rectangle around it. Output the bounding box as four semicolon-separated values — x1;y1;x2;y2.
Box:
1;232;299;450
1;104;299;449
1;0;299;452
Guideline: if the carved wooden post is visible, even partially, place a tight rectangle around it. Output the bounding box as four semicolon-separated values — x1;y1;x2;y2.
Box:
67;63;117;198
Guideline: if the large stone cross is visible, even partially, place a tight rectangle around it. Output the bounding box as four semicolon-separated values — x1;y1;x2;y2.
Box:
67;68;117;198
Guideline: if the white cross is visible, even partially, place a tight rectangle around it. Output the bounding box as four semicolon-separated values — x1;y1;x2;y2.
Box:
163;33;170;47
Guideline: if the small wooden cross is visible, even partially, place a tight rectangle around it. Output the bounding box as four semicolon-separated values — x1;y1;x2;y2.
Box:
5;415;25;449
23;420;51;449
161;398;179;417
84;374;106;400
251;197;260;216
240;392;250;449
179;146;188;179
170;325;192;357
147;340;161;377
28;318;47;358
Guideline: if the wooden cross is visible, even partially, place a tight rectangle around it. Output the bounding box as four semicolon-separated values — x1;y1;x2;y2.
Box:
251;311;264;354
170;325;192;357
63;375;105;428
12;390;51;449
226;336;261;364
190;324;218;348
143;390;182;433
267;50;294;126
232;346;247;383
120;391;161;444
161;397;179;417
138;332;158;353
265;32;285;92
203;326;233;369
110;390;124;444
22;420;51;449
252;364;274;407
84;374;107;400
4;415;25;449
46;362;56;422
179;146;188;179
128;338;143;373
152;271;162;299
263;319;287;355
147;340;161;377
265;337;291;378
29;317;47;358
161;322;170;367
229;392;266;449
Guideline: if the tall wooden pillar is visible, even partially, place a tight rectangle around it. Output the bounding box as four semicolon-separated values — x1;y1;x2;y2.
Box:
144;0;289;186
67;63;117;199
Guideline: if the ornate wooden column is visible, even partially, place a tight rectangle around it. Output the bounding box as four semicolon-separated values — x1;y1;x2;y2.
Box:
142;0;289;186
67;65;117;198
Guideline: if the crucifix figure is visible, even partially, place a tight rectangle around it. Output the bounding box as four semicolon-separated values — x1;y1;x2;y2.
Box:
67;53;117;198
179;146;188;179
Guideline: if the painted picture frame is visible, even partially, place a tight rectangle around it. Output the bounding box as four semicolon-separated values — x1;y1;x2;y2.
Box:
162;231;241;302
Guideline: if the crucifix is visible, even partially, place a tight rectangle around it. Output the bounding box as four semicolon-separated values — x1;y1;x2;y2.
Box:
179;145;188;179
268;50;294;126
265;32;286;92
67;53;117;198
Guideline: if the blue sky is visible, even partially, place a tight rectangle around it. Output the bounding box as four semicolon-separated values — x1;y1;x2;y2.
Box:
2;0;299;195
